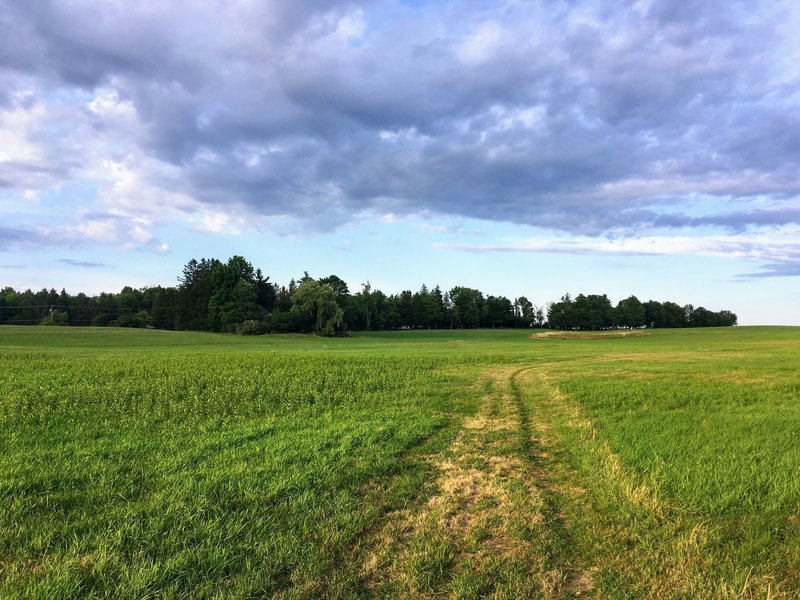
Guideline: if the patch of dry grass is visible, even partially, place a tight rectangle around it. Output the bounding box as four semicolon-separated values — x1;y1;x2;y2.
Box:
532;330;650;340
360;367;572;598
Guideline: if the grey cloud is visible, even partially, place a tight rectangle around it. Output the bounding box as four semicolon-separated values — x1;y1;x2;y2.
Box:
652;206;800;231
3;0;799;236
0;225;45;249
57;259;110;268
0;4;44;75
0;160;75;190
0;218;166;253
436;235;800;279
739;261;800;279
4;2;193;88
434;242;655;257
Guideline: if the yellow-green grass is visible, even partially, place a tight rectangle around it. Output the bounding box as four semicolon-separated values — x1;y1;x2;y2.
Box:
1;325;798;597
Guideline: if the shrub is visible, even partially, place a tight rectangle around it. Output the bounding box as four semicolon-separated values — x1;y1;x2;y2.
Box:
40;310;69;326
235;319;267;335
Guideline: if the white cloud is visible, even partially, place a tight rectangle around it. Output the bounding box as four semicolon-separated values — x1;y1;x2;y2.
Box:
457;21;504;63
435;228;800;266
0;91;44;163
87;87;135;117
2;0;799;259
335;9;366;41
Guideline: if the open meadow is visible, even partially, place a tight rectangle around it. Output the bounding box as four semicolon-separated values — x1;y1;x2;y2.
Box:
1;326;799;598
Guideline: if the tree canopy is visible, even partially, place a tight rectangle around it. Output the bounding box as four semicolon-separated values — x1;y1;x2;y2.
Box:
0;256;738;334
290;280;345;336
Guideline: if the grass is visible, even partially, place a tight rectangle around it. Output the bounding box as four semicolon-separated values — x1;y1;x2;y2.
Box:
1;325;799;597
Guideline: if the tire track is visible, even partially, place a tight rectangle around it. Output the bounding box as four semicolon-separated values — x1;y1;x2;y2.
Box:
359;365;586;598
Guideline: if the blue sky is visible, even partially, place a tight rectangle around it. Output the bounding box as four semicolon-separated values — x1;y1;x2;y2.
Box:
1;0;799;324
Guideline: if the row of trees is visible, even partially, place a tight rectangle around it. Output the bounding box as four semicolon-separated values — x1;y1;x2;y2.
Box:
547;294;738;330
0;255;737;334
0;285;179;328
174;257;547;334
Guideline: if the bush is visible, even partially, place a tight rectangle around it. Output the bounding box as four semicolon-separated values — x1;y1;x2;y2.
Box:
235;320;267;335
40;310;69;326
265;311;297;333
114;312;152;328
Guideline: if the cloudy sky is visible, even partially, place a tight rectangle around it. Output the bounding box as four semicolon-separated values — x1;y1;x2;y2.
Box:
1;0;799;324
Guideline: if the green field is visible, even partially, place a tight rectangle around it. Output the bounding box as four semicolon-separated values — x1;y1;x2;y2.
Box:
1;326;799;598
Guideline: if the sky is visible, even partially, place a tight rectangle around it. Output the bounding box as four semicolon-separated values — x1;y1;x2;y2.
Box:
1;0;799;325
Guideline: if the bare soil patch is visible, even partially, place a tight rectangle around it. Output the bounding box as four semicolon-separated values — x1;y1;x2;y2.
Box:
533;330;650;340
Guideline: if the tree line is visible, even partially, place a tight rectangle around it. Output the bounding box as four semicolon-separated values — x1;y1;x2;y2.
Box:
0;255;737;334
547;293;738;330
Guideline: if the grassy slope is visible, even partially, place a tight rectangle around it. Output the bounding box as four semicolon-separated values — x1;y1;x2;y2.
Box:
1;325;799;597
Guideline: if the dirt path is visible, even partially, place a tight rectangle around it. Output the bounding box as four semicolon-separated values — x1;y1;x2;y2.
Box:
359;365;593;599
354;360;789;599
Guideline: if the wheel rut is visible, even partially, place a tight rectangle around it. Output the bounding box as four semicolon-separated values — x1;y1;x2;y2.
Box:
359;364;592;599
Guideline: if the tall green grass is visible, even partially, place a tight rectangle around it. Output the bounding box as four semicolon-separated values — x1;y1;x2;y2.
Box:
1;325;799;597
0;328;475;597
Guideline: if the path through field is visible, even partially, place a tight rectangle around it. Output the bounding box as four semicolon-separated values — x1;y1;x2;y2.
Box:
358;362;783;599
3;327;798;598
361;366;578;597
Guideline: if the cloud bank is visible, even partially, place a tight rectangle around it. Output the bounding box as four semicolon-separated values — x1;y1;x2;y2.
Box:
1;0;799;272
